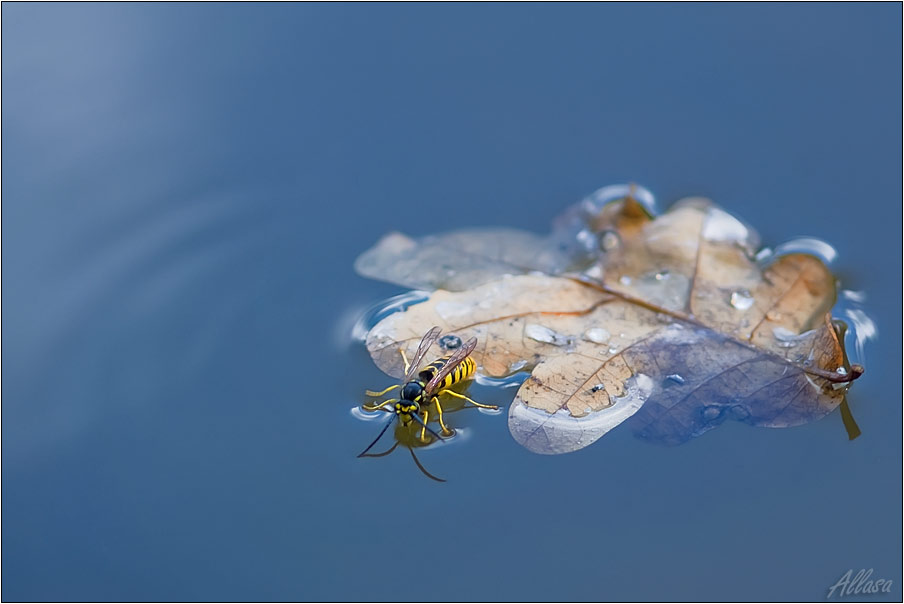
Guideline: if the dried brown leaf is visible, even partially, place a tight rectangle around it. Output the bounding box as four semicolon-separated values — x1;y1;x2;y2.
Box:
362;197;862;454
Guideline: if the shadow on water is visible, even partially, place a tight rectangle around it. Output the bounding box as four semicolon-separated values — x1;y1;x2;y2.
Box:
352;378;503;482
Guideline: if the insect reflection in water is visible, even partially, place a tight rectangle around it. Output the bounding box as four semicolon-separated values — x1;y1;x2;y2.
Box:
357;326;499;481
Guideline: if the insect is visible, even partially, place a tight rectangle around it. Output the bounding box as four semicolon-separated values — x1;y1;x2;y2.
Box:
357;326;498;458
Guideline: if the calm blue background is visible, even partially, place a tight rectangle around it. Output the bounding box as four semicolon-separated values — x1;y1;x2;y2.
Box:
3;3;901;601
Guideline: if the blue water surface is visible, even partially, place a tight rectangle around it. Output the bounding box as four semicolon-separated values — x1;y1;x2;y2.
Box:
2;4;901;601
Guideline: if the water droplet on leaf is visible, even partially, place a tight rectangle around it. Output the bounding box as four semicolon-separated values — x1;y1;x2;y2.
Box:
583;264;603;280
599;230;620;252
729;289;754;310
666;373;686;385
439;334;462;350
583;327;610;344
576;229;596;251
509;360;527;372
525;324;568;346
772;326;806;348
702;406;721;420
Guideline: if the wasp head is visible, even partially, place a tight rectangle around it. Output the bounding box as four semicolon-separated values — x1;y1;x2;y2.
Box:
394;400;420;417
401;381;424;402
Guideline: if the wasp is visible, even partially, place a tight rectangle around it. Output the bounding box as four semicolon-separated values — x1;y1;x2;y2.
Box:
357;326;498;459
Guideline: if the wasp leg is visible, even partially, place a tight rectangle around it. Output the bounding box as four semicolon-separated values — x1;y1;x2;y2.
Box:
363;398;399;412
432;396;454;437
419;409;430;443
444;389;499;410
399;348;411;375
365;384;400;397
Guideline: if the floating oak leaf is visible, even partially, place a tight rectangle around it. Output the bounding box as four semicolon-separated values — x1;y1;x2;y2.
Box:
354;184;655;292
362;196;863;454
354;228;569;292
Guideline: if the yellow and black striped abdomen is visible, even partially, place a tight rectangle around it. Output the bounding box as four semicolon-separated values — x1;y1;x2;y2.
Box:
419;355;476;392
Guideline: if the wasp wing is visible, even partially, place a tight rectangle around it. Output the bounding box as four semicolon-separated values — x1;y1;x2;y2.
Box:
404;326;443;382
424;337;477;396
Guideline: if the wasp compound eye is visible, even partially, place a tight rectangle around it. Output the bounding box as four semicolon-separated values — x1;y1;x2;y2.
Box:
401;382;423;400
438;334;462;350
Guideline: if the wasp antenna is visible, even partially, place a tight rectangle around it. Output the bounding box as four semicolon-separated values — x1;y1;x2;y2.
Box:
409;412;445;443
357;414;397;458
408;446;446;483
